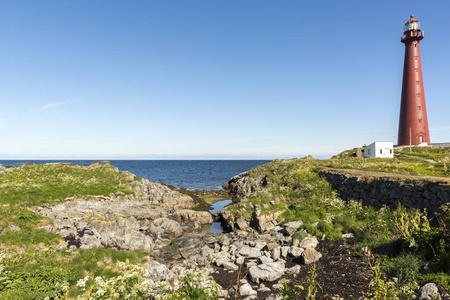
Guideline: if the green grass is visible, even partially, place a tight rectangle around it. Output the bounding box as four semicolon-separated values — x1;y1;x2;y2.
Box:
0;162;137;247
0;162;134;207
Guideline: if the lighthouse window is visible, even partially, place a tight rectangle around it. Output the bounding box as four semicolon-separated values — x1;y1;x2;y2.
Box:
416;80;420;85
418;106;422;110
414;56;418;60
380;149;382;154
419;119;422;123
416;93;420;97
415;68;419;72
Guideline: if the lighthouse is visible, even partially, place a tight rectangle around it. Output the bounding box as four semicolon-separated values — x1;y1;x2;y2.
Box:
398;15;430;146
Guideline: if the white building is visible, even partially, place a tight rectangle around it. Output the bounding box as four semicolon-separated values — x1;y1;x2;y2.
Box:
364;142;394;158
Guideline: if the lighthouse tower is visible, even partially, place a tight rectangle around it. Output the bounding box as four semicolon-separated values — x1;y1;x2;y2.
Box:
398;15;430;146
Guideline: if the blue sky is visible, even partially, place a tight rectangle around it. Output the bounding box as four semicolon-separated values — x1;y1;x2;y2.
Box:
1;1;449;159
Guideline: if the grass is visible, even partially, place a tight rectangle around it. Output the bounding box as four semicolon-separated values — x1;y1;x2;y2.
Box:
0;246;149;299
0;162;136;247
0;162;134;207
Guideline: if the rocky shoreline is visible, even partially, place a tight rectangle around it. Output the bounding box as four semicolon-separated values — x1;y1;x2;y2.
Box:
21;162;450;299
28;165;331;299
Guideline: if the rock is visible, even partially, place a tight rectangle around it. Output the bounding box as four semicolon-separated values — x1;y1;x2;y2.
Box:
301;248;322;264
299;236;318;249
289;246;304;257
224;171;268;199
258;283;271;292
219;235;230;246
342;233;355;239
215;258;228;267
178;238;205;259
248;261;285;283
280;246;289;258
154;233;172;248
240;283;257;296
223;261;239;271
236;218;249;231
254;242;266;250
286;265;301;276
283;221;303;236
250;205;276;232
32;177;199;253
271;247;281;260
258;256;274;264
239;246;262;258
236;256;245;265
174;210;213;225
417;283;439;299
264;242;279;251
150;218;182;235
146;259;170;282
272;283;283;289
247;261;258;268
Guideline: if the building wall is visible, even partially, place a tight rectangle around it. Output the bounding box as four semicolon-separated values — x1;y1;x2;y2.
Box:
364;142;394;158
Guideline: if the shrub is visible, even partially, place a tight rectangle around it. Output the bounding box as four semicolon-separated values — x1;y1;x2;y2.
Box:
381;254;423;284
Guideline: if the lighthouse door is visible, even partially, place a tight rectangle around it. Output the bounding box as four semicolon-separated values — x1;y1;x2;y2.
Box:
419;136;423;143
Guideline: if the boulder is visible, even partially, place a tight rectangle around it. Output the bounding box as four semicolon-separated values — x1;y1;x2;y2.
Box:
223;261;239;271
239;246;262;258
417;283;439;300
174;210;213;225
289;246;304;258
248;262;285;283
285;265;301;276
301;248;322;265
298;236;318;249
240;283;257;296
283;221;303;236
150;218;182;235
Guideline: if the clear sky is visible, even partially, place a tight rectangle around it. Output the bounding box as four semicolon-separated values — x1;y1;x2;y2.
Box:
1;1;449;159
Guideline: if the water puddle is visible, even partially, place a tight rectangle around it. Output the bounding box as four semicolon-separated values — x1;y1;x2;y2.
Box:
206;199;232;234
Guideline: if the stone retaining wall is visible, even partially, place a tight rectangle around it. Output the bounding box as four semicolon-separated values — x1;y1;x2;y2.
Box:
318;170;450;212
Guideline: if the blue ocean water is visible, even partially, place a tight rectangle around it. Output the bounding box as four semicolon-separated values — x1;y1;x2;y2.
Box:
0;160;270;190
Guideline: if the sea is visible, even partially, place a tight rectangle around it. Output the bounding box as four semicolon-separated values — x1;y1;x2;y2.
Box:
0;160;271;190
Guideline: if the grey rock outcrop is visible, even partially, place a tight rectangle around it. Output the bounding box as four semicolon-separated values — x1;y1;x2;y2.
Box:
33;177;211;252
224;171;268;199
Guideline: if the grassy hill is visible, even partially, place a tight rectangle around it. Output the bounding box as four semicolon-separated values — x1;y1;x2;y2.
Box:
223;147;450;298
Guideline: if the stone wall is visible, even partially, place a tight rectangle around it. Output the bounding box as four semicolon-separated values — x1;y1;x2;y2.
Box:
318;170;450;212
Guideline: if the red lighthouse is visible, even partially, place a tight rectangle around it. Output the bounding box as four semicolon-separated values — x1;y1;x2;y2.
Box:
398;15;430;146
